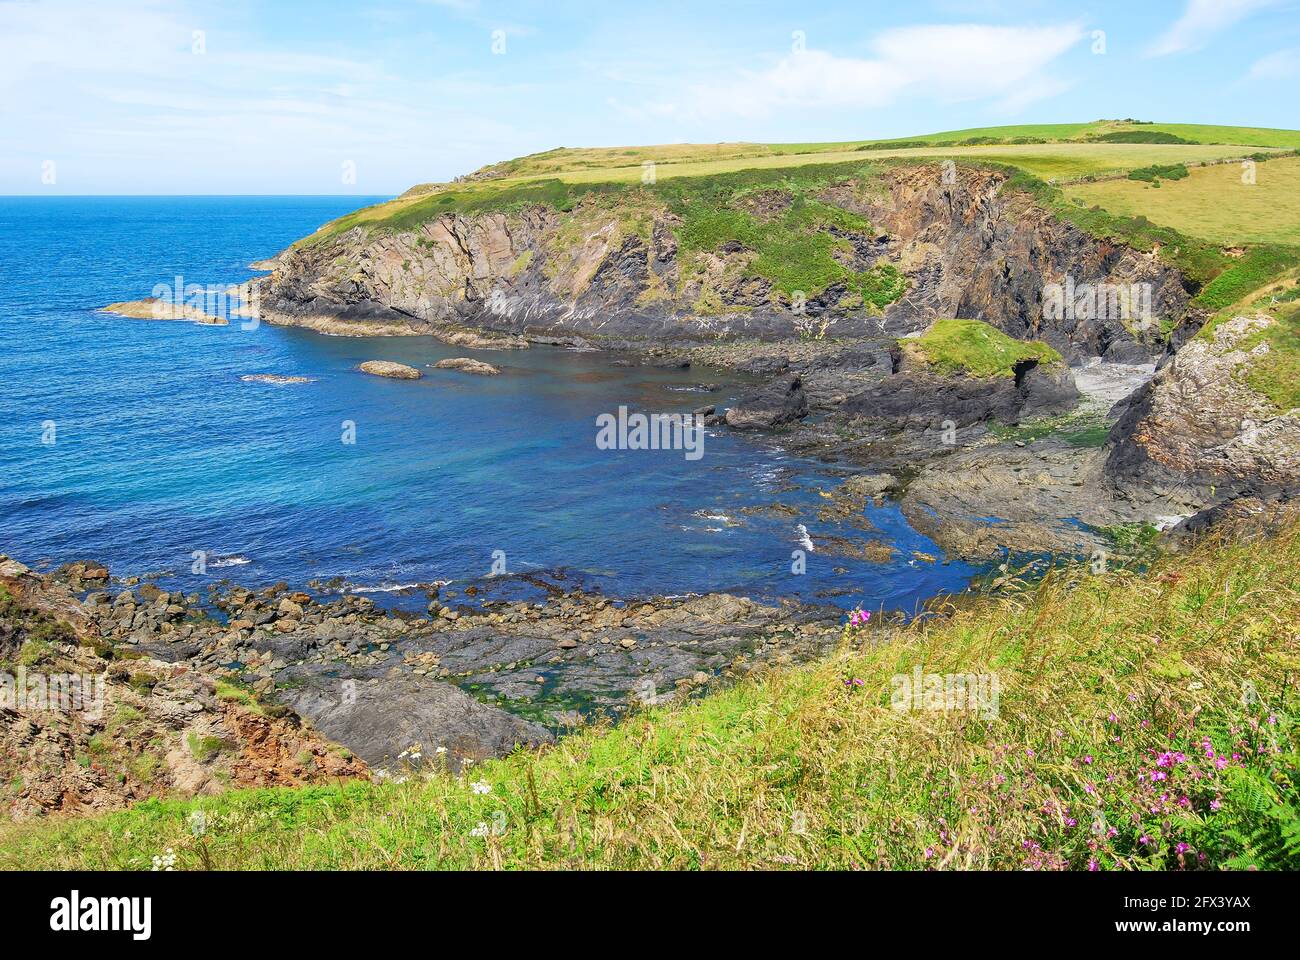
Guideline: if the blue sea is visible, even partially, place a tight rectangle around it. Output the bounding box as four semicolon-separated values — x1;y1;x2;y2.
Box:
0;196;977;612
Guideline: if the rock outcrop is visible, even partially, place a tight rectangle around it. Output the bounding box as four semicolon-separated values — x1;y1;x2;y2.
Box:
1106;314;1300;508
282;670;552;772
434;357;501;376
358;360;422;380
101;298;228;325
841;354;1079;431
0;559;368;822
725;374;809;429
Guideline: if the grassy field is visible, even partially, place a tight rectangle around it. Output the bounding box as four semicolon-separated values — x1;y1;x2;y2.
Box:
430;121;1300;187
303;121;1300;255
1066;155;1300;246
518;142;1277;186
870;121;1300;150
3;517;1297;871
308;144;1283;248
307;121;1299;254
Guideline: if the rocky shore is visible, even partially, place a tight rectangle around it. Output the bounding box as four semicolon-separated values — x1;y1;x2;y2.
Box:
2;552;848;820
0;558;368;821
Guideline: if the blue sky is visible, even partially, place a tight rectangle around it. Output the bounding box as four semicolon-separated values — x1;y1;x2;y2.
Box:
2;0;1298;194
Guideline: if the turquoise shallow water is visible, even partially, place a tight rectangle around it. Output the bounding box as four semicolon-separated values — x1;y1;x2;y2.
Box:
0;196;977;611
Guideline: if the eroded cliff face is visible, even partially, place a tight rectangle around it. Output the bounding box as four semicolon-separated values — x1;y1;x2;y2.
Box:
1107;315;1300;505
252;165;1195;361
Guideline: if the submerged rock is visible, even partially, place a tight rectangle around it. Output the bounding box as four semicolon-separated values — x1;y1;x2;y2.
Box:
240;374;314;385
358;360;423;380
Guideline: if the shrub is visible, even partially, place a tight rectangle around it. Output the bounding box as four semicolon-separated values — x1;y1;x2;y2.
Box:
1127;163;1190;184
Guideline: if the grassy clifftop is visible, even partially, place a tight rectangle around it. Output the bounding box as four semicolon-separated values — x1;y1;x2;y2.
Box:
5;516;1297;870
906;319;1062;378
306;121;1298;247
419;120;1300;188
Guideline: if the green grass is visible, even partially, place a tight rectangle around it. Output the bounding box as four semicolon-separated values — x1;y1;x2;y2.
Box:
1194;246;1300;311
672;188;903;301
1237;303;1300;412
215;679;265;716
16;639;52;667
1067;155;1300;247
1004;165;1300;313
308;135;1293;246
868;121;1300;150
906;319;1061;378
2;518;1297;870
186;733;227;764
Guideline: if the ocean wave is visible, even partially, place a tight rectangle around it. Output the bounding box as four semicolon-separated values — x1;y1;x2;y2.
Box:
210;555;252;568
795;524;815;553
347;581;439;594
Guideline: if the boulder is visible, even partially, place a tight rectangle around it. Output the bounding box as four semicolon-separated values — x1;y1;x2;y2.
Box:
358;360;422;380
725;374;809;429
433;357;501;376
280;670;553;771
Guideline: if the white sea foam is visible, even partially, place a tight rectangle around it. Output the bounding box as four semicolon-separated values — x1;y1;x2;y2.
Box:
348;582;426;594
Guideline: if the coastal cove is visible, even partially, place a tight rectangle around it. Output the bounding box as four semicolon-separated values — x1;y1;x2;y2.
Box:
0;196;978;616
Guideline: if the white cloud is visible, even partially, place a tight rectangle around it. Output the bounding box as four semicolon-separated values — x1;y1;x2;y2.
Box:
0;0;542;192
1146;0;1281;57
1247;47;1300;80
671;23;1086;121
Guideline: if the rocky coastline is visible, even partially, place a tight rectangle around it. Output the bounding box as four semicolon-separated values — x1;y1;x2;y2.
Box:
1;551;848;820
224;159;1300;555
31;158;1297;826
